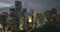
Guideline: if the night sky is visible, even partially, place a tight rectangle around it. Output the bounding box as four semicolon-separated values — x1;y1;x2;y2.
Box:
0;0;60;13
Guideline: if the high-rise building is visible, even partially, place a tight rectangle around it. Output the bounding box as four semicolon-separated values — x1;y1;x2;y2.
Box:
6;8;15;32
0;14;4;32
0;14;2;24
52;8;57;15
29;9;33;16
22;8;29;30
15;1;22;13
2;12;8;31
27;9;33;30
22;8;27;14
9;8;15;17
14;1;22;32
0;24;3;32
15;0;22;21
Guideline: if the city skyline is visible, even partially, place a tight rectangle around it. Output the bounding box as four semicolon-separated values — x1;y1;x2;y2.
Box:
0;0;60;13
0;1;60;32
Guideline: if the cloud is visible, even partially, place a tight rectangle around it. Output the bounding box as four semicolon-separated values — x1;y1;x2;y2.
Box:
0;2;12;8
0;0;14;4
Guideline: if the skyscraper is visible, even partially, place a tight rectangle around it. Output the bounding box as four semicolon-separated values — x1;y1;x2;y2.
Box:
9;8;15;17
22;8;27;14
0;14;2;24
2;12;8;31
22;8;28;30
8;8;15;32
15;1;22;13
15;1;22;19
15;1;22;32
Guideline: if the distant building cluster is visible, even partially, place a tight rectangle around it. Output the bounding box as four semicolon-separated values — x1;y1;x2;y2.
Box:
0;1;60;32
